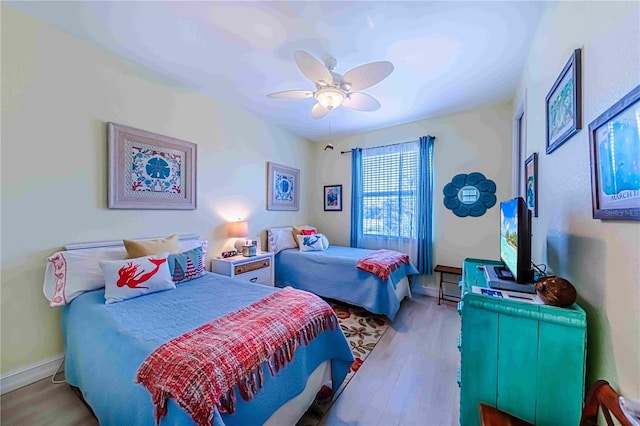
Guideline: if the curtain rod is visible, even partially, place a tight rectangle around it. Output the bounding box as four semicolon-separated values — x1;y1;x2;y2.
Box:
339;136;436;154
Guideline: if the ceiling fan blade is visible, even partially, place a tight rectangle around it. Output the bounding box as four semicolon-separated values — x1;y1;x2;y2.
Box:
342;61;394;92
343;92;381;112
311;103;330;119
266;90;313;99
294;50;333;86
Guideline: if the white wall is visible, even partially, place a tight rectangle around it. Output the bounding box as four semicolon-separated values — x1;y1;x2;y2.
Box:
514;1;639;397
310;101;514;288
0;5;314;374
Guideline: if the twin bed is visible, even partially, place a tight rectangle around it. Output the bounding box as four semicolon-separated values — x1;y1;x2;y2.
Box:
275;246;416;321
47;235;354;426
62;273;353;425
48;232;418;425
268;227;419;321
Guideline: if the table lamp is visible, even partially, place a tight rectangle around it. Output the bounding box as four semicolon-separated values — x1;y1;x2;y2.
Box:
227;220;249;254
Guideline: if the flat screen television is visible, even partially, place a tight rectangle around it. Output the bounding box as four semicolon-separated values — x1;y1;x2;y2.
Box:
499;197;534;283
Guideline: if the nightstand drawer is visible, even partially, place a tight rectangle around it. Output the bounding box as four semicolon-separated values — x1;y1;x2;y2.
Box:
211;252;275;286
234;267;271;285
234;258;270;275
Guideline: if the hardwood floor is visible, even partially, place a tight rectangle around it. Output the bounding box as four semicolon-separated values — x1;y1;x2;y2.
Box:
320;295;461;426
0;376;98;426
0;295;460;426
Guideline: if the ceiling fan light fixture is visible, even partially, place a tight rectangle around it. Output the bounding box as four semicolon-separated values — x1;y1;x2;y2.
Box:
314;87;344;110
267;50;392;118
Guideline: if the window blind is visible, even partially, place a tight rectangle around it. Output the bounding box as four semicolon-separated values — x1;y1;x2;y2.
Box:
361;142;419;238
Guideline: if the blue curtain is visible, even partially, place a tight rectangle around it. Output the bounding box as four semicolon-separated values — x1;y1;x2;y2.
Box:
350;148;363;247
417;136;435;274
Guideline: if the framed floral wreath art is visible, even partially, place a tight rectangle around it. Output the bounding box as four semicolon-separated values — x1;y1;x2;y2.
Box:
443;172;497;217
108;122;197;209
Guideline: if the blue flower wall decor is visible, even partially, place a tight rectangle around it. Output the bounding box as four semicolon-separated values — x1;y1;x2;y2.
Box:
443;172;497;217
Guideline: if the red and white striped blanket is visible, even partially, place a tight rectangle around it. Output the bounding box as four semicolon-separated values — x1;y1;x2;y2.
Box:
356;249;410;281
135;286;338;426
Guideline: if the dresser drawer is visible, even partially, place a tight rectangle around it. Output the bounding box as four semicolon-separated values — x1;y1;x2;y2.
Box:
234;266;271;285
234;258;270;275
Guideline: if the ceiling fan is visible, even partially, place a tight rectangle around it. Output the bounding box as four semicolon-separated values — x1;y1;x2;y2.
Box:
267;50;394;119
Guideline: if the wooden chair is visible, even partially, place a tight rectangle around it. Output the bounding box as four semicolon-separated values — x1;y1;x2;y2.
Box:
580;380;634;426
479;380;634;426
479;403;533;426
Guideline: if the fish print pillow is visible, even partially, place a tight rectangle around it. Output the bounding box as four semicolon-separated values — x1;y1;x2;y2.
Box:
100;254;175;304
297;233;329;252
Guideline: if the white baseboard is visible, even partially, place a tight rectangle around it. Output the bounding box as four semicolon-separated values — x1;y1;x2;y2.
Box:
411;285;439;298
1;354;64;395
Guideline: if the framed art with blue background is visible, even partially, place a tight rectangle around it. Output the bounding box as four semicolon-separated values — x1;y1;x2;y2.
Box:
267;162;300;211
589;84;640;221
324;184;342;211
108;122;197;209
546;49;582;154
525;153;538;217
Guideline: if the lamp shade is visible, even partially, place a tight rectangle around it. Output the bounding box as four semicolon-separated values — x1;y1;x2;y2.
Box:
227;220;249;238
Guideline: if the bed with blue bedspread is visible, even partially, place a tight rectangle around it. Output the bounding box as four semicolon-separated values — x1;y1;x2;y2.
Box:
274;246;419;321
62;272;353;426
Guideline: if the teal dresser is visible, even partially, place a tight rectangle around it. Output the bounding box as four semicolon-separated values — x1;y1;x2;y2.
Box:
458;258;587;426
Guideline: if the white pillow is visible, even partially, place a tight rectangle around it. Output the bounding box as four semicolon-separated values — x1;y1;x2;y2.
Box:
297;233;330;251
43;246;128;307
268;227;297;254
43;238;207;308
179;239;208;254
101;254;175;304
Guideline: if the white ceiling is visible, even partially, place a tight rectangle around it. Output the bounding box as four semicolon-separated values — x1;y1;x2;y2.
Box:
9;1;547;141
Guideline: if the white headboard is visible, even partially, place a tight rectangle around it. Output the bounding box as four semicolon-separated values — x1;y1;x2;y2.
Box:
64;234;200;251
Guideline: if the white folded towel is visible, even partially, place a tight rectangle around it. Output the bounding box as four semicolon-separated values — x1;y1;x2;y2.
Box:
620;396;640;426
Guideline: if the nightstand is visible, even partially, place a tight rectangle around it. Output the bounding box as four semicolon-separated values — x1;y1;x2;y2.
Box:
211;252;275;286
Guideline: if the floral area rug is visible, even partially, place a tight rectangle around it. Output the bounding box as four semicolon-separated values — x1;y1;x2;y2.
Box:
296;301;390;426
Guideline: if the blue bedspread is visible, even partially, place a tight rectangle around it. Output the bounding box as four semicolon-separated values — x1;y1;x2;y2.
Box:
275;246;419;321
62;273;353;426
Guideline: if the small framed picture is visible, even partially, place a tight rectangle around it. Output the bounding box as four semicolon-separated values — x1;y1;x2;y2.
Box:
524;153;538;217
546;49;582;154
589;84;640;220
324;184;342;211
248;237;261;252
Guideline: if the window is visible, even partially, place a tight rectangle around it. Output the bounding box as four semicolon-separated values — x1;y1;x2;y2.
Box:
350;136;434;274
361;142;419;239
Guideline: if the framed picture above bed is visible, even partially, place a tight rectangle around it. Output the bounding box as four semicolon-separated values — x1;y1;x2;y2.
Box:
108;122;197;209
267;162;300;211
324;184;342;211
